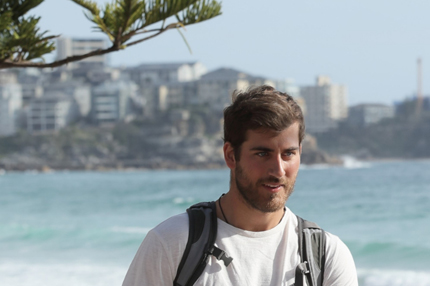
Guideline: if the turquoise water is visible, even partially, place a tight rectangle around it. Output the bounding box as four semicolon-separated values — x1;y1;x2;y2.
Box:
1;160;430;285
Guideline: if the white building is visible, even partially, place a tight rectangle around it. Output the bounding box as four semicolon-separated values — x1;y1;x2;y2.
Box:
273;78;300;98
126;62;206;117
27;93;77;132
56;37;107;69
43;80;91;118
21;83;43;106
17;68;44;106
0;72;22;136
300;76;348;133
272;78;306;115
348;104;394;127
91;80;138;124
127;62;207;86
145;81;198;114
197;68;274;111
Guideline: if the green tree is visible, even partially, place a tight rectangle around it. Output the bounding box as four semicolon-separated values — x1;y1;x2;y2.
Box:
0;0;221;69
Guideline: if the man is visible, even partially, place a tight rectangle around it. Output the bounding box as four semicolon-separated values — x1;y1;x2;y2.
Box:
123;85;358;285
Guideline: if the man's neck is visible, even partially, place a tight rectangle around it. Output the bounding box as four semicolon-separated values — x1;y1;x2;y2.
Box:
216;191;285;232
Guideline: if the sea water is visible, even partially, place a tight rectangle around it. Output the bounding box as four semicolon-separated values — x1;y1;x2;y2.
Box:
1;160;429;286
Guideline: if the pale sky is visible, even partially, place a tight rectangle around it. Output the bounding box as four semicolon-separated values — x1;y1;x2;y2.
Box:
33;0;430;105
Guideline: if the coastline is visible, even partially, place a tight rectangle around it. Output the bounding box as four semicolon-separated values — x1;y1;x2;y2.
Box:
2;157;429;174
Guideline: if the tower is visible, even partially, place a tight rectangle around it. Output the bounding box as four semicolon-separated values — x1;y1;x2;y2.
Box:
416;58;423;116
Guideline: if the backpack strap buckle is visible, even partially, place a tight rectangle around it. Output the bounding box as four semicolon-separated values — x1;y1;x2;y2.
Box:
297;261;310;274
207;246;233;267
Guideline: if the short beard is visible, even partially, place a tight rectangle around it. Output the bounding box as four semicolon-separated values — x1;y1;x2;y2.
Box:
235;164;295;213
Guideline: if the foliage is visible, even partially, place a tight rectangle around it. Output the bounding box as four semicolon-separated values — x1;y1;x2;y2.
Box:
0;0;56;63
0;0;222;69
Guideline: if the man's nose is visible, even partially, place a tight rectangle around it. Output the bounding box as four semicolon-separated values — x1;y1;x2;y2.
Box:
268;155;286;178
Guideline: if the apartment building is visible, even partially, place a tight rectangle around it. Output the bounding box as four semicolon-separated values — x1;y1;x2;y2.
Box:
300;76;348;133
127;62;207;86
56;37;107;69
126;62;206;117
348;104;394;127
148;81;198;113
197;68;274;111
27;93;78;132
91;80;138;124
43;80;91;118
273;78;300;98
0;72;23;136
16;68;44;106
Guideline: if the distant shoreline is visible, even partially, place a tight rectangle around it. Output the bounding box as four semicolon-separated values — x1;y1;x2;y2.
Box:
2;157;429;174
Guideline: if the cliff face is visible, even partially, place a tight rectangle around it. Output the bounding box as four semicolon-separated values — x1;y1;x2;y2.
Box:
300;134;342;165
0;124;225;171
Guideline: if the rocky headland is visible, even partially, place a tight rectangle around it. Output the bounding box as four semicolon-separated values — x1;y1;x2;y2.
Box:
0;122;340;172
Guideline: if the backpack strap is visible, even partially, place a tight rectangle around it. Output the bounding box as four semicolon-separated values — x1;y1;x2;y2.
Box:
173;201;233;286
295;215;326;286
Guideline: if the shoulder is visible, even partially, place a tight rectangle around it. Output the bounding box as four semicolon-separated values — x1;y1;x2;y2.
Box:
324;231;353;260
144;212;190;260
323;232;358;286
150;212;189;240
122;213;190;286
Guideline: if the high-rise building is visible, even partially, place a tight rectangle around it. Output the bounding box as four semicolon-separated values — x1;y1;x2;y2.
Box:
43;80;92;118
56;37;107;69
0;72;22;136
91;80;138;124
197;68;274;111
126;62;207;117
27;93;78;132
300;76;348;134
273;78;300;98
348;104;394;127
127;62;207;86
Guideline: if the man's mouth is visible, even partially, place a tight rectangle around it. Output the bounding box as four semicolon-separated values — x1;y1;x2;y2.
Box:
263;183;284;189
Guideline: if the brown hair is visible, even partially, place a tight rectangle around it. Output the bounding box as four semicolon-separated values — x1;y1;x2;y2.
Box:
223;85;305;160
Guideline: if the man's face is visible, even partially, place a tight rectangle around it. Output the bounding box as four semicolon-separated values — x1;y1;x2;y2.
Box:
229;123;301;213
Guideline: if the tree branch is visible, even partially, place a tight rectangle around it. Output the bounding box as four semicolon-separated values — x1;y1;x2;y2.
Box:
125;23;179;48
0;0;222;69
133;28;164;35
0;45;119;69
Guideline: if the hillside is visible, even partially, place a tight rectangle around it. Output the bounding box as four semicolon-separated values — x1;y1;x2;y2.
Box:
314;114;430;159
0;122;338;171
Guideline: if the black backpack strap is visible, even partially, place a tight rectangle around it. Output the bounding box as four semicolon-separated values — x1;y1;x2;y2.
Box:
174;201;233;286
295;215;326;286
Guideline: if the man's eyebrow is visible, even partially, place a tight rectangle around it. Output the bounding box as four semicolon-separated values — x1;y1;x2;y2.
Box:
284;147;300;152
249;146;300;152
250;146;273;152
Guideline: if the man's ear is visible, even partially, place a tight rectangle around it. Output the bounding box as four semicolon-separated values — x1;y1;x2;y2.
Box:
299;144;302;155
223;142;236;169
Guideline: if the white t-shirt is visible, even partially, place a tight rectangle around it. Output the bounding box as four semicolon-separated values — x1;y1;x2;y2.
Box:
123;207;357;286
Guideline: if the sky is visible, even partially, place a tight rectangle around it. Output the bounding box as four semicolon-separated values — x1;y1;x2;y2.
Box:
33;0;430;105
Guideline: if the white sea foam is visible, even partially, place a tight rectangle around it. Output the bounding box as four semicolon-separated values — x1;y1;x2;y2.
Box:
358;268;430;286
300;156;371;170
341;155;371;169
173;196;194;204
0;262;127;286
300;164;331;170
110;226;151;234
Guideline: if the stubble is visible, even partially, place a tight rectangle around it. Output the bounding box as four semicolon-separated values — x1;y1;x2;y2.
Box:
234;164;296;213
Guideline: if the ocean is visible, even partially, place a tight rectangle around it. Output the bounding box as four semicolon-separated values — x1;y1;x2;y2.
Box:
1;159;429;286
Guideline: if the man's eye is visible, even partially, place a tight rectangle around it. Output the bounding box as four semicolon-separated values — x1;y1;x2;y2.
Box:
284;152;294;157
257;152;268;157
